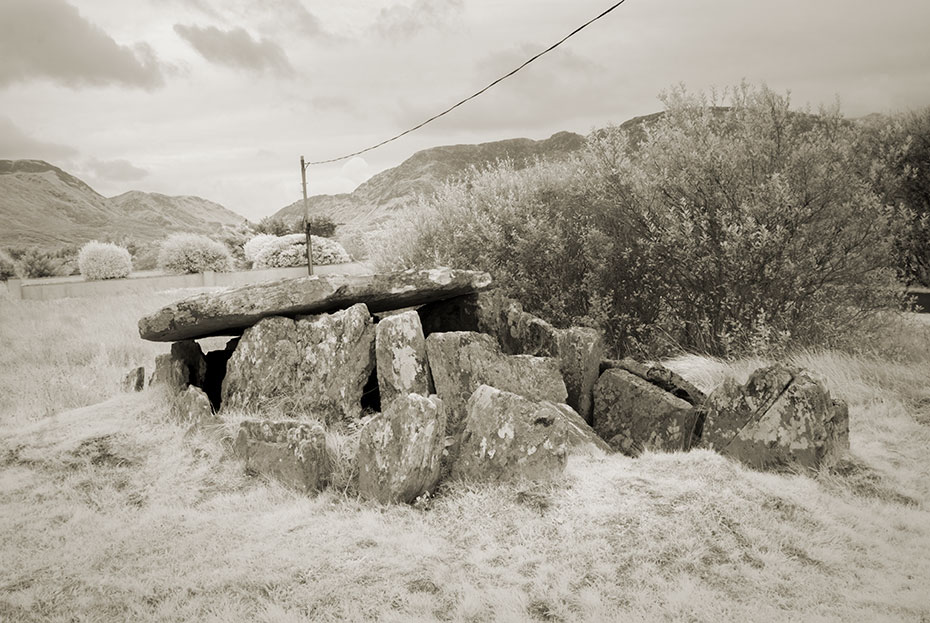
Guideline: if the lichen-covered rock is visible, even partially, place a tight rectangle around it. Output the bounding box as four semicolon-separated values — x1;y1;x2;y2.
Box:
221;316;300;411
150;340;207;391
593;368;697;456
172;385;217;429
139;267;492;342
357;394;446;504
295;303;375;423
551;402;612;454
700;366;850;471
234;419;330;493
375;311;432;407
425;331;567;436
419;292;603;423
122;366;145;392
697;364;796;452
453;385;571;482
601;358;707;406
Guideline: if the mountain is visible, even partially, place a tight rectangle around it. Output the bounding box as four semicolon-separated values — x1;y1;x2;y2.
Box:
0;160;247;248
272;131;587;231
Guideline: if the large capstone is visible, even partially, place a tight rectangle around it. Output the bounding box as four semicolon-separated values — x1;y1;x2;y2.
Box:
697;365;849;471
222;304;374;422
424;331;567;436
593;368;697;456
452;385;570;483
138;268;492;342
419;292;603;423
375;310;432;407
357;394;446;504
234;419;330;493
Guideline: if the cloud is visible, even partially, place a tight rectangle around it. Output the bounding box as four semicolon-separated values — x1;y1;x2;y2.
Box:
0;0;164;90
0;116;79;161
84;158;149;182
174;24;295;75
374;0;464;40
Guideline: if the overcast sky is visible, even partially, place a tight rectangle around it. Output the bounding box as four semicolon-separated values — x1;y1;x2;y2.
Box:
1;0;929;222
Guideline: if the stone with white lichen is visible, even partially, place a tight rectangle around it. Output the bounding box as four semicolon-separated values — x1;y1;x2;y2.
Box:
375;310;432;408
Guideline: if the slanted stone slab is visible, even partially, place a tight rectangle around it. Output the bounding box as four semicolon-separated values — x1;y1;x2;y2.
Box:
700;366;850;471
424;331;567;436
419;292;602;423
453;385;569;483
139;268;492;342
375;310;432;407
122;366;145;392
222;304;374;422
593;369;697;456
602;358;706;407
234;419;330;493
357;394;446;504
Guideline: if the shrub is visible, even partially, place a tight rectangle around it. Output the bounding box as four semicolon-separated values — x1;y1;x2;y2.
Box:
243;234;278;265
0;249;16;281
252;234;351;269
157;233;232;274
16;247;60;278
255;216;293;236
77;241;132;280
388;83;905;358
308;215;338;238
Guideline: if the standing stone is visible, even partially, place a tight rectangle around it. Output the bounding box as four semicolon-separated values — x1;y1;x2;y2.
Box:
357;394;446;504
295;303;375;423
375;311;432;407
593;368;697;456
234;419;330;493
172;385;217;428
122;366;145;392
453;385;569;483
150;340;207;391
221;317;300;412
701;367;850;471
425;331;567;436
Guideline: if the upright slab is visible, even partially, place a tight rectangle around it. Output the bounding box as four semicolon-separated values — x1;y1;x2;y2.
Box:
138;268;492;342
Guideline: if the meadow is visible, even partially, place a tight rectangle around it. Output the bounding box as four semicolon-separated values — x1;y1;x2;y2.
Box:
1;284;929;622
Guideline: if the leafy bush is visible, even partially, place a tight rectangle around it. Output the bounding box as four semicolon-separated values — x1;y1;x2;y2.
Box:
157;233;232;274
215;222;255;268
0;249;16;281
16;248;61;278
243;234;279;265
252;233;351;268
308;215;337;238
255;216;294;236
77;241;132;280
388;83;905;358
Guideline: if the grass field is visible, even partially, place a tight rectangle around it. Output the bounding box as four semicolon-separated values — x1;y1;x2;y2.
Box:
1;286;929;622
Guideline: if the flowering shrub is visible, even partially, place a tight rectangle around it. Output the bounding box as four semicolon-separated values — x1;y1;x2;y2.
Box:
243;234;278;265
157;233;232;274
77;241;132;280
252;234;351;269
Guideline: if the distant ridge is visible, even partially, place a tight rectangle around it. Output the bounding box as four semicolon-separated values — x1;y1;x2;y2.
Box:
0;160;247;247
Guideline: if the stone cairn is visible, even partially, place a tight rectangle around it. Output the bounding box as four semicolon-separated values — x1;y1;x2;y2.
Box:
133;267;850;503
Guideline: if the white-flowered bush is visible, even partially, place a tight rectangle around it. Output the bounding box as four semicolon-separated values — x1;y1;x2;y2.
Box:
77;241;132;280
252;233;351;269
157;233;232;274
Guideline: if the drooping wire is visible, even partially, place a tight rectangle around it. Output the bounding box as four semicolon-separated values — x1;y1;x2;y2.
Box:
305;0;630;166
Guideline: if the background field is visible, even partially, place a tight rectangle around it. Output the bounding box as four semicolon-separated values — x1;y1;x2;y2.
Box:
1;286;929;622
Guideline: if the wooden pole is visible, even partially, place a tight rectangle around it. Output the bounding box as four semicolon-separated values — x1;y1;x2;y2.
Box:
300;156;313;276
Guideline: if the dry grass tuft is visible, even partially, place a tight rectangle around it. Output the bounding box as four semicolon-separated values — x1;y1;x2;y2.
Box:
1;293;929;621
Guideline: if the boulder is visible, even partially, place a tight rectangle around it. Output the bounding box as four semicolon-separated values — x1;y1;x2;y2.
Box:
593;368;697;456
139;267;492;342
453;385;570;483
150;340;207;391
698;365;850;470
551;402;612;454
171;385;218;429
222;305;375;422
122;366;145;392
419;292;603;423
424;331;567;436
601;358;706;406
234;419;330;493
375;310;432;407
295;303;375;423
357;394;446;504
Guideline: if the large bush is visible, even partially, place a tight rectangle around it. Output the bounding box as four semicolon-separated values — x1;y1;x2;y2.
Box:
389;84;905;357
77;241;132;280
0;249;16;281
157;233;232;274
252;233;351;269
16;248;61;278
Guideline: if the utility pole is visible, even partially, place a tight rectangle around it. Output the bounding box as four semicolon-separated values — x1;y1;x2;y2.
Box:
300;156;313;276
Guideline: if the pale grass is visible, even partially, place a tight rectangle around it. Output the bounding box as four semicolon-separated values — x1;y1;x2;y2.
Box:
1;291;929;621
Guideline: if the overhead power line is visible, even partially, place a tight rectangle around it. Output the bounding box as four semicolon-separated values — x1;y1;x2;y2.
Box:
305;0;630;166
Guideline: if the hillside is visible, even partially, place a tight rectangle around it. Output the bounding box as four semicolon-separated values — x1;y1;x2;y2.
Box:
272;131;587;231
0;160;247;248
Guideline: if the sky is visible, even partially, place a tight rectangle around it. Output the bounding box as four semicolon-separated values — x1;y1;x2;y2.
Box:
1;0;929;222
